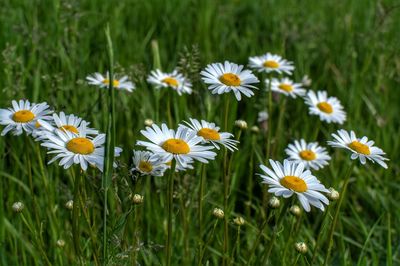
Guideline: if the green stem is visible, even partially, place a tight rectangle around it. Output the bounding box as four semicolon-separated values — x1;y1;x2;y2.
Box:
247;219;268;265
198;164;206;261
265;74;273;161
166;160;176;266
198;220;219;265
311;205;330;264
72;169;81;261
281;216;296;265
272;97;287;156
323;162;355;266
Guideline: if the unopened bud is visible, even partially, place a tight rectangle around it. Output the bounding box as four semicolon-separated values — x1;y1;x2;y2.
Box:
12;202;24;213
301;75;312;87
131;194;144;204
234;120;247;130
56;239;65;248
268;196;280;209
294;242;308;254
327;187;339;201
250;126;260;134
144;119;154;127
290;205;302;217
233;216;245;226
212;208;224;219
65;200;74;210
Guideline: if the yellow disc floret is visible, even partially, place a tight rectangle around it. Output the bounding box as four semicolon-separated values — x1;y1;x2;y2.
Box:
66;138;95;155
139;161;153;173
278;83;293;92
299;150;316;161
59;125;79;134
12;110;35;123
219;73;241;86
317;102;333;114
162;139;190;154
162;77;179;87
348;141;370;155
263;60;280;68
102;79;120;87
280;176;308;192
198;128;221;140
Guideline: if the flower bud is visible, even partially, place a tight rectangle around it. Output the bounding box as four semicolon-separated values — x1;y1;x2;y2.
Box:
268;196;280;209
233;216;245;226
294;242;308;254
12;202;24;213
290;205;302;217
212;208;224;219
56;239;65;248
250;126;260;134
144;119;154;127
131;194;144;204
327;187;339;201
65;200;74;210
301;75;312;87
234;120;247;130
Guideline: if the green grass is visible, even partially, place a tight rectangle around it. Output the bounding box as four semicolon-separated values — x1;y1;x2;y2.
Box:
0;0;399;265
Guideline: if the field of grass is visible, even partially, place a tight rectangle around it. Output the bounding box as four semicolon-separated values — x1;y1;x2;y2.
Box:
0;0;399;265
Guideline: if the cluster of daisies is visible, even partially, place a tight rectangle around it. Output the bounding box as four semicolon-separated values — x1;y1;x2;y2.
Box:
0;100;121;171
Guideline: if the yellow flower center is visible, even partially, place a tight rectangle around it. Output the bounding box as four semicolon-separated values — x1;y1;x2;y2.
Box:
263;60;280;68
219;73;241;86
162;77;179;87
162;139;190;154
278;83;293;92
102;79;120;87
66;137;95;155
59;125;79;134
198;128;221;140
12;110;35;123
139;160;153;173
299;150;316;161
317;102;333;114
280;176;308;192
348;141;370;155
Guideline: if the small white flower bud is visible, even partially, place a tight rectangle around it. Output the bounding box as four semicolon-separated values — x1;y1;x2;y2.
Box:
144;119;154;127
301;75;312;87
290;205;302;217
268;196;280;209
212;208;224;219
327;187;340;201
294;242;308;254
233;216;245;226
250;126;260;134
56;239;65;248
12;202;24;213
234;120;247;130
65;200;74;210
131;194;144;204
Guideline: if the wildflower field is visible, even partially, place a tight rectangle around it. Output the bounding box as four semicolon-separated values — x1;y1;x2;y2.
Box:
0;0;399;265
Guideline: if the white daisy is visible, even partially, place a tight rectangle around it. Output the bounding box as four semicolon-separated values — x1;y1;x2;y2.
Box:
285;139;331;170
0;100;53;136
200;61;259;101
136;123;216;170
267;77;306;98
258;159;330;212
33;112;98;141
327;129;388;168
41;122;122;171
147;69;192;95
248;53;294;75
86;72;135;92
304;90;346;124
132;150;167;176
181;118;239;151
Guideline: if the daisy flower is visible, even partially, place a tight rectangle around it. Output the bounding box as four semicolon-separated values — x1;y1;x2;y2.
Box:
266;77;306;98
248;53;294;75
200;61;259;101
181;118;239;151
147;69;192;95
258;159;330;212
0;100;52;136
33;112;98;141
327;129;388;168
132;150;167;176
41;122;122;171
136;123;216;169
304;90;346;124
86;72;135;92
285;139;331;170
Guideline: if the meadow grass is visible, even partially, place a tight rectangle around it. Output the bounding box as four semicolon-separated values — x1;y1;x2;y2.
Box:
0;0;399;265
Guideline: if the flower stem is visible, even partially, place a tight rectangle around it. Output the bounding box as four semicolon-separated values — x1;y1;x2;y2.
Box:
198;164;206;260
265;74;273;161
166;160;176;266
311;205;330;264
198;220;219;265
323;162;355;266
72;169;81;261
247;219;268;264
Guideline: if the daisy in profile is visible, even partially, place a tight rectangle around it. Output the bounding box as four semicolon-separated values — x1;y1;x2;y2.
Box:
266;77;306;98
304;90;346;124
41;122;122;171
181;118;239;151
0;100;52;136
33;112;98;141
200;61;259;101
147;69;192;95
132;150;167;176
86;72;135;92
285;139;331;170
136;123;216;169
258;159;330;212
248;53;294;75
327;129;388;168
